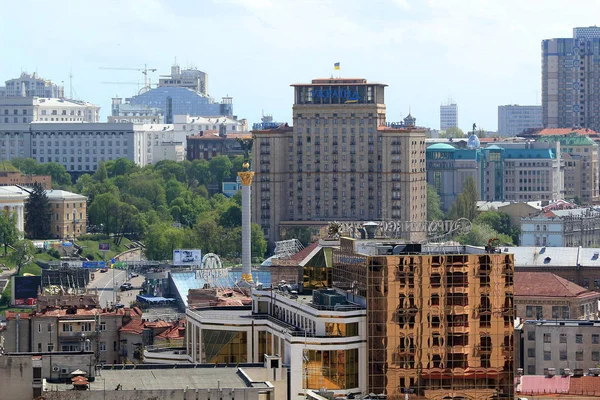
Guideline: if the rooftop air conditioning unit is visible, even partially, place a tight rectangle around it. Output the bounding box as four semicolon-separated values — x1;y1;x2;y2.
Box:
589;368;600;376
563;368;571;376
547;368;556;377
52;366;59;372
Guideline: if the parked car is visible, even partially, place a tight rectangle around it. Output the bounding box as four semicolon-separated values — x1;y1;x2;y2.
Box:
100;268;108;273
120;283;133;291
130;273;139;278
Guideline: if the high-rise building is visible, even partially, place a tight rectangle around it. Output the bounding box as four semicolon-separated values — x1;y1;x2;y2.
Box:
252;78;427;247
542;27;600;131
498;105;542;136
0;72;64;98
440;102;458;130
333;239;515;398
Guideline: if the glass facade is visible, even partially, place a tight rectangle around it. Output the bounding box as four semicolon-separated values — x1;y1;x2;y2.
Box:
325;322;359;337
202;329;247;364
129;87;232;118
334;239;514;398
302;349;359;390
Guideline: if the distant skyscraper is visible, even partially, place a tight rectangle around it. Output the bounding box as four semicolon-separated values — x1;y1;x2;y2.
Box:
542;26;600;131
498;105;542;136
440;102;458;130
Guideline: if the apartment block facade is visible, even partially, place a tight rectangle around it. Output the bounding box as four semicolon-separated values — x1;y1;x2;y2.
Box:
498;105;542;136
519;320;600;375
252;78;427;247
542;26;600;131
440;102;458;130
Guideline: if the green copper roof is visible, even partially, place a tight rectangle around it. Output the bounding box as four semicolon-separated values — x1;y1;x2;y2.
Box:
538;134;597;147
427;143;456;151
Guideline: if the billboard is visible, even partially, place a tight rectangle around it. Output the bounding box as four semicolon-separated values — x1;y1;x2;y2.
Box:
99;243;110;251
173;249;202;266
82;261;106;269
11;276;42;305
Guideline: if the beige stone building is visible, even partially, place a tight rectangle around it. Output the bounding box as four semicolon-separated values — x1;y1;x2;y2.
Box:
1;293;142;365
536;132;600;204
252;78;427;247
45;189;87;239
514;271;600;320
0;171;51;189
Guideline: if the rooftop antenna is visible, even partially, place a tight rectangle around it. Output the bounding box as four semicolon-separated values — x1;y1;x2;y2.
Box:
69;68;73;99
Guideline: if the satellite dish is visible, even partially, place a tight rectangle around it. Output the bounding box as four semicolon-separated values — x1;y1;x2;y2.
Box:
138;86;150;95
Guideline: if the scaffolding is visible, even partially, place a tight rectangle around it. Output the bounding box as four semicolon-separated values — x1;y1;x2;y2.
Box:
274;239;305;259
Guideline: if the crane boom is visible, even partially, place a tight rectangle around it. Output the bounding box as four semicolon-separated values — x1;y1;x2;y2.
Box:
99;64;157;88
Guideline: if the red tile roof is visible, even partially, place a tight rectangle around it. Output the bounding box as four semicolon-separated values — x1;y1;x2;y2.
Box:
569;376;600;396
156;319;186;340
290;241;319;263
119;319;146;335
515;272;594;298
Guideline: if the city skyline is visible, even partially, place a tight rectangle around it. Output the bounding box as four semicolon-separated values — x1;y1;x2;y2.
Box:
0;0;599;131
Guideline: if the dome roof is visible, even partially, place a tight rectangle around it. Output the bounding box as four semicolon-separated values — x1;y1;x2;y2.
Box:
427;143;456;151
467;134;481;149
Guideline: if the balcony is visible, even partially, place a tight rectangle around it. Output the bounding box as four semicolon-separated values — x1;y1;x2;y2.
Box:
59;330;95;338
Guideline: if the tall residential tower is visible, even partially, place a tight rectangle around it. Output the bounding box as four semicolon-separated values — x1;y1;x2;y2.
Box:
542;26;600;131
440;102;458;131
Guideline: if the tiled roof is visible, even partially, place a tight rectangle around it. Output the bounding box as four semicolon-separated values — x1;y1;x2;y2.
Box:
515;272;591;298
569;376;600;396
156;319;186;340
290;242;320;262
119;319;145;335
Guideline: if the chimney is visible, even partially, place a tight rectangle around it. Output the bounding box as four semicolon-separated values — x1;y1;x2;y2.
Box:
363;222;379;239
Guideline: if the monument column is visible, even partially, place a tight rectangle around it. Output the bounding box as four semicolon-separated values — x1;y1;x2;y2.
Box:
238;162;255;284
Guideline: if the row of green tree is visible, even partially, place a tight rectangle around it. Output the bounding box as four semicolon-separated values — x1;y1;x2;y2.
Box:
0;157;266;261
427;177;521;246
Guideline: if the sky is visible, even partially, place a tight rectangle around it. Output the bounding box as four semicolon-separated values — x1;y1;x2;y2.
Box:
0;0;599;132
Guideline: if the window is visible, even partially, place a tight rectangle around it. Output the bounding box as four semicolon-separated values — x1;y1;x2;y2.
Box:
38;324;41;333
543;333;551;343
576;334;583;344
593;334;599;344
594;352;600;361
544;351;552;360
527;331;535;341
560;334;567;343
38;343;42;352
81;322;92;332
62;323;73;332
99;342;106;352
576;351;584;361
560;350;567;360
47;343;54;352
527;348;535;358
527;365;536;375
99;322;106;331
552;306;560;318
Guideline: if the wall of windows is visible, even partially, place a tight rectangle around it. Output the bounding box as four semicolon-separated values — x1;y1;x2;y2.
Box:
302;349;358;390
202;329;247;364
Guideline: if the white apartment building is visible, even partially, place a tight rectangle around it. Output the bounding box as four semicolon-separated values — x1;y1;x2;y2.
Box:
0;72;63;98
440;102;458;130
0;97;100;125
28;123;136;173
173;114;248;136
152;141;185;164
498;105;542;136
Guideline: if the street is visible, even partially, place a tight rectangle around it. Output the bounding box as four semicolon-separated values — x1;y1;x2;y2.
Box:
88;269;147;308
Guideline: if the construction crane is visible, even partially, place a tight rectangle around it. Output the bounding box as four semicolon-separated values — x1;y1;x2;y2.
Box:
99;64;157;89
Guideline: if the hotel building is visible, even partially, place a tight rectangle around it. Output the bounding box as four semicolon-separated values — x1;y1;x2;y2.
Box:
252;78;427;247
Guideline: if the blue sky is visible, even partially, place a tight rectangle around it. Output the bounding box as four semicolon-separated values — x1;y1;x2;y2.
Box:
0;0;598;132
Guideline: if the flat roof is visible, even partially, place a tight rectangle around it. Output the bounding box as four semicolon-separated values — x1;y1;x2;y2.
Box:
84;367;251;391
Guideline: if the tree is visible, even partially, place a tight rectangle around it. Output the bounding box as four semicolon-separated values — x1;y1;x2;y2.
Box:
106;158;137;177
143;223;187;261
230;156;245;179
0;161;18;172
427;184;444;221
475;211;520;244
456;222;513;247
190;159;211;186
37;162;72;186
440;127;464;138
11;239;35;275
209;156;232;187
192;218;222;254
24;182;52;239
219;204;242;228
10;158;38;175
88;192;120;234
93;162;108;182
280;227;313;247
448;176;478;221
0;210;18;255
251;223;267;258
